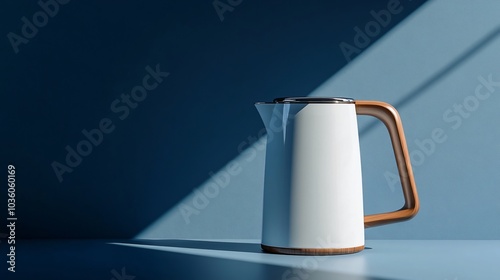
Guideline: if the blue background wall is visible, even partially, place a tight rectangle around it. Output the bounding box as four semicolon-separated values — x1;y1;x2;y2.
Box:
3;0;499;240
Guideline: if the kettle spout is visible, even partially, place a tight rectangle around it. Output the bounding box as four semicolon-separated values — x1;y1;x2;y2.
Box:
255;103;276;127
255;102;304;132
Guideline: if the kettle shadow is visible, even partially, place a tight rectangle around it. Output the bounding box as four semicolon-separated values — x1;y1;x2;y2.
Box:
123;239;373;254
18;239;386;280
111;239;397;280
124;239;263;253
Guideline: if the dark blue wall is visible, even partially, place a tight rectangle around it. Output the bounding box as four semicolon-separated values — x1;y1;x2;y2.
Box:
0;0;426;238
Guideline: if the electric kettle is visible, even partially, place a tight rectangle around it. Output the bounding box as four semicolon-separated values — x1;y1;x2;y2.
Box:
255;97;419;255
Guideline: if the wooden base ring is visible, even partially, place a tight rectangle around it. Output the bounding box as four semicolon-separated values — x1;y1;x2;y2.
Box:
261;244;364;255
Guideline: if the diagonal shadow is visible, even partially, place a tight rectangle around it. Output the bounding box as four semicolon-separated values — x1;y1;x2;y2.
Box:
123;239;373;253
16;239;392;280
359;26;500;137
121;239;263;253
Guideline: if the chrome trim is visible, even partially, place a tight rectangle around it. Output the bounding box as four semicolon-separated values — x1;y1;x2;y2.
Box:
255;97;354;104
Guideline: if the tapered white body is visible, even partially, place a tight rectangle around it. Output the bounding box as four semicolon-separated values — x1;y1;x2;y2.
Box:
257;103;364;250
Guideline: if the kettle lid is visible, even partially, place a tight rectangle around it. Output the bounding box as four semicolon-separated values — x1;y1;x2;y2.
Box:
272;97;354;104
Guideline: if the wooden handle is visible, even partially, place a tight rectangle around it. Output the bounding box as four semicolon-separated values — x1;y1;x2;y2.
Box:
355;100;419;227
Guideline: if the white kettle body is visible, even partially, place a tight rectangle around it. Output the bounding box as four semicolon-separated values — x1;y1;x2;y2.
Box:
255;97;419;255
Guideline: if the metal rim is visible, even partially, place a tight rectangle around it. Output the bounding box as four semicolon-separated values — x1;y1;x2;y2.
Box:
256;97;354;104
